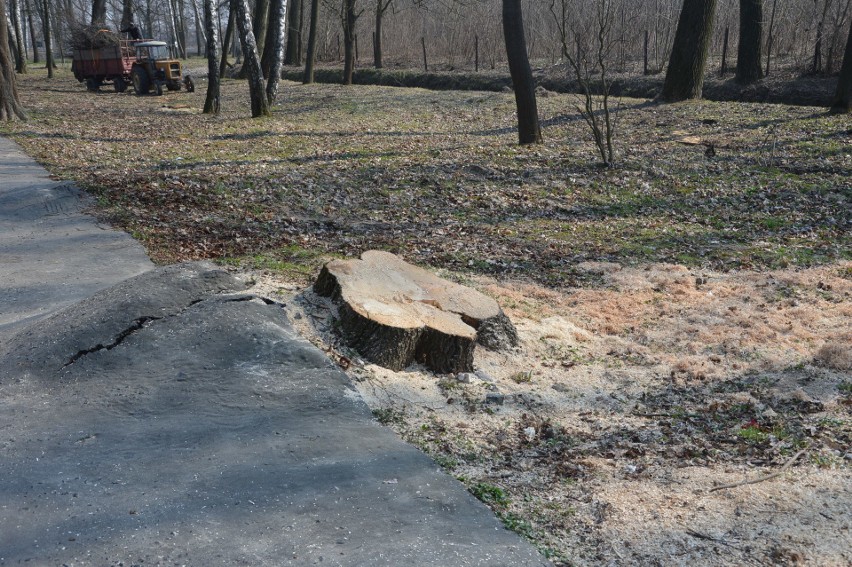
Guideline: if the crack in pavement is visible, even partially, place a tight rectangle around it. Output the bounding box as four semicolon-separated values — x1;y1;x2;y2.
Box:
59;294;279;371
61;316;162;369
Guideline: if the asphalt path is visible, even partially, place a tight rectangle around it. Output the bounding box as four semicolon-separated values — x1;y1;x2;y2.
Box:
0;137;549;566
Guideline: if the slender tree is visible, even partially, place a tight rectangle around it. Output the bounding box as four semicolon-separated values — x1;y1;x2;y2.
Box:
303;0;318;83
40;0;53;78
373;0;392;68
233;0;270;117
10;0;25;72
342;0;357;84
203;0;220;114
661;0;717;101
736;0;763;84
502;0;541;144
220;4;234;78
831;18;852;113
26;0;38;63
253;0;270;66
0;0;26;119
283;0;301;64
265;0;286;104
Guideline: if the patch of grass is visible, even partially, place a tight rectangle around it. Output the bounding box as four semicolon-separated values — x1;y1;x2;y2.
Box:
372;407;407;425
738;425;769;444
510;371;533;384
469;482;510;508
437;377;462;393
431;454;459;470
498;511;536;540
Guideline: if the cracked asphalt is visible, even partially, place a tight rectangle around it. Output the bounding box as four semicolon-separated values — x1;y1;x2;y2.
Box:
0;136;549;565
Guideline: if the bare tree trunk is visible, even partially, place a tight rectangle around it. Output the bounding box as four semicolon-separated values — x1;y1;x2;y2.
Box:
40;0;53;77
0;0;26;119
303;0;318;83
10;0;26;72
373;0;390;69
736;0;763;83
265;0;286;104
192;0;205;57
342;0;356;84
90;0;106;24
284;0;301;64
26;0;38;63
253;0;270;66
219;4;234;78
502;0;541;145
831;18;852;112
661;0;717;101
233;0;270;117
120;0;133;30
203;0;220;114
812;0;831;74
764;0;777;76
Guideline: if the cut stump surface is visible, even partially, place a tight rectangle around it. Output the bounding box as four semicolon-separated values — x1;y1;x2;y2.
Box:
314;250;518;373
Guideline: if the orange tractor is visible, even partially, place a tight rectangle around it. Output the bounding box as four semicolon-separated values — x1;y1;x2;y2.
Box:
72;39;184;95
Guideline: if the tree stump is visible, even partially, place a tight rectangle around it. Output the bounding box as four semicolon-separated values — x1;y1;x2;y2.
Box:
313;251;518;373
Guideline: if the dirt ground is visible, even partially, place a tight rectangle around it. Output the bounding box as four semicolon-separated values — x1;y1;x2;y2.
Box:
3;68;849;566
248;260;851;566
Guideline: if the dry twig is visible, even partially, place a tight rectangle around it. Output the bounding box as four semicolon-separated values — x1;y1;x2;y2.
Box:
708;448;808;492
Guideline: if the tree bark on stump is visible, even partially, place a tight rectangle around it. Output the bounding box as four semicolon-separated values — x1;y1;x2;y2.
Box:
313;251;518;374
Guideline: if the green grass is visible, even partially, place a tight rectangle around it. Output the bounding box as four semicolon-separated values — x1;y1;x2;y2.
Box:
469;482;510;508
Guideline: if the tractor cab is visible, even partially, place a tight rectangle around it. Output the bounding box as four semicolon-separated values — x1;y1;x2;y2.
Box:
131;40;183;95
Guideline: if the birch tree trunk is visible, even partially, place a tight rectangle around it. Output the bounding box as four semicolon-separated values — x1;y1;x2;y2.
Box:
233;0;270;117
203;0;220;114
265;0;286;104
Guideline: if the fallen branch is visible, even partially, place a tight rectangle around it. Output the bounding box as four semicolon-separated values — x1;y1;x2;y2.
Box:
708;448;808;492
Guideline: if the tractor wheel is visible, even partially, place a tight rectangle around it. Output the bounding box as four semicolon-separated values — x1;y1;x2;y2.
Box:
166;82;180;91
132;67;150;95
113;77;128;93
85;78;101;92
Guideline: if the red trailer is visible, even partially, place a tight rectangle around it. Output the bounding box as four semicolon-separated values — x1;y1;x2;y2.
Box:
71;40;137;93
